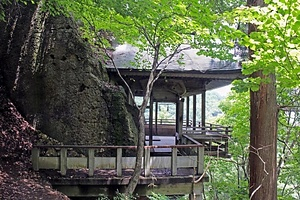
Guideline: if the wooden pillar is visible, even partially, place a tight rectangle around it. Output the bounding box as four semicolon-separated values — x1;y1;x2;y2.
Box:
176;101;179;133
201;90;206;127
193;95;197;129
186;96;190;127
149;95;154;145
155;101;158;135
176;98;184;138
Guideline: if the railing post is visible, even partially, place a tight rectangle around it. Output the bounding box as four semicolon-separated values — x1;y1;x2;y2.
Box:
225;127;229;153
60;148;67;176
144;147;151;177
171;147;178;175
116;148;122;176
32;147;40;171
88;148;95;177
197;146;204;175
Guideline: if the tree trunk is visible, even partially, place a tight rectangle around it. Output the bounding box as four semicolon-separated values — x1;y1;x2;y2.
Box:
125;110;145;195
248;1;278;199
125;69;156;195
249;72;277;199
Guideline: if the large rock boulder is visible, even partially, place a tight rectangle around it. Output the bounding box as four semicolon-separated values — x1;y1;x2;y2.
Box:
0;2;137;146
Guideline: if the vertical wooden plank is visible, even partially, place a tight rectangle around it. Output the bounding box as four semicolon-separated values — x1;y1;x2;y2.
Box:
190;182;204;200
60;148;67;176
32;148;40;171
88;148;95;177
116;148;122;176
186;96;190;127
197;147;204;175
178;99;184;143
193;95;197;129
201;90;206;129
225;127;229;153
171;147;177;175
155;102;158;135
149;95;153;146
144;148;151;177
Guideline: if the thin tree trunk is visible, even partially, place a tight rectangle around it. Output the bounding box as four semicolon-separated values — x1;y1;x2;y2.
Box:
125;68;156;195
125;110;145;195
248;1;278;199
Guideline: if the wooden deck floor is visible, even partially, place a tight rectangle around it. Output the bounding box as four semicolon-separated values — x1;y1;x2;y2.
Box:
41;168;208;198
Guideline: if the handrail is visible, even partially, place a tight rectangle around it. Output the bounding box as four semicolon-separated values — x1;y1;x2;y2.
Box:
33;144;203;149
145;119;232;132
32;144;204;177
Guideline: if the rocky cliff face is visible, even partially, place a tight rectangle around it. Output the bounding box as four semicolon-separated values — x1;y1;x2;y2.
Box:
0;2;137;146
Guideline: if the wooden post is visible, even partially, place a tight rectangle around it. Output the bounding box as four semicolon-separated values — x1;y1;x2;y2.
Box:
171;147;178;175
190;182;204;200
116;148;122;176
144;148;151;177
149;95;154;145
155;101;158;135
88;148;95;177
225;127;229;154
178;98;184;142
201;90;206;129
32;148;40;171
193;95;197;129
186;96;190;128
197;146;204;175
60;148;67;176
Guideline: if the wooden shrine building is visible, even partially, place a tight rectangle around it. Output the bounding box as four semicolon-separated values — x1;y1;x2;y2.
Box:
107;44;243;157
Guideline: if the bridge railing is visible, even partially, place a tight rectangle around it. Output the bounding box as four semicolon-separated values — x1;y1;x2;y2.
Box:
32;144;204;177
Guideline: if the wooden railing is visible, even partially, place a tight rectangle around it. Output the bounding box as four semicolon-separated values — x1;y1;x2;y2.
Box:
32;144;204;177
145;119;196;126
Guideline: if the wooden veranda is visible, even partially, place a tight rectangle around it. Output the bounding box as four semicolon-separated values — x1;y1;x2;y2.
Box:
31;142;208;199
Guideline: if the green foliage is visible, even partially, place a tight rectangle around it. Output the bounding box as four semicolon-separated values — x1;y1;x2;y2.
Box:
147;192;188;200
205;158;249;199
276;88;300;199
0;0;36;21
98;191;136;200
223;0;300;89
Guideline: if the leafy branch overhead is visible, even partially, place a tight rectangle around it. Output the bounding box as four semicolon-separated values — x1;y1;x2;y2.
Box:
224;0;300;89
